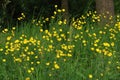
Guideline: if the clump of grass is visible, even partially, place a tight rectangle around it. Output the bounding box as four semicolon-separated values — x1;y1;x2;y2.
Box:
0;6;120;80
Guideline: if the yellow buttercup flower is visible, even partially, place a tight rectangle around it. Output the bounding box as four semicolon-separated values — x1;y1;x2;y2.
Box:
0;48;3;51
46;62;50;66
31;67;34;71
88;74;93;79
36;61;40;64
27;69;32;73
54;5;58;8
25;77;30;80
57;9;61;12
54;63;60;69
62;9;65;12
58;20;62;25
103;42;110;47
107;52;112;57
2;59;6;62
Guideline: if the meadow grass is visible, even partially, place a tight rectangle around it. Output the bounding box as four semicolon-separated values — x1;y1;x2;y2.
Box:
0;10;120;80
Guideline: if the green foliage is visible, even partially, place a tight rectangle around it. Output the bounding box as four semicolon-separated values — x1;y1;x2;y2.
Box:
114;0;120;14
0;10;120;80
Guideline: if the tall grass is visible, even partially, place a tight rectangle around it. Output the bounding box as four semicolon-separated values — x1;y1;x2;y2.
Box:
0;8;120;80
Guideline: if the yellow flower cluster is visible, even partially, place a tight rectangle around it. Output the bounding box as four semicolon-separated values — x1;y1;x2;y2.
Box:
32;19;43;27
17;13;25;21
2;28;8;33
1;24;76;76
0;8;120;79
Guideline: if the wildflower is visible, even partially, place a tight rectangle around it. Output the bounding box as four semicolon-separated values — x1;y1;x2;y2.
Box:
88;74;93;79
40;29;43;32
2;28;8;33
12;27;16;30
59;29;63;32
40;24;43;26
117;15;120;18
64;59;66;62
100;73;103;76
17;17;22;21
103;50;108;56
27;69;32;73
94;43;98;47
92;19;95;22
42;36;46;39
96;48;101;53
56;54;60;58
46;62;50;66
5;45;8;49
31;67;34;71
4;28;8;32
61;44;67;50
31;62;34;64
36;61;40;64
54;63;60;69
2;30;5;33
14;58;22;62
111;42;114;47
2;59;6;62
32;19;36;23
35;56;38;58
67;53;72;57
25;46;29;52
45;18;49;21
97;19;100;22
51;16;55;19
0;48;3;51
48;45;53;49
38;20;41;23
23;39;29;44
54;5;58;8
20;37;23;40
93;33;96;36
36;23;39;26
26;56;30;61
107;52;112;57
58;20;62;25
82;40;86;44
57;9;61;12
116;61;119;64
14;39;20;43
52;68;54;70
108;61;111;64
63;19;67;24
21;13;25;18
45;30;49;34
103;42;110;47
62;9;65;12
60;34;65;38
57;38;62;41
54;11;57;15
49;73;52;76
94;39;100;43
117;66;120;70
25;77;30;80
60;53;66;56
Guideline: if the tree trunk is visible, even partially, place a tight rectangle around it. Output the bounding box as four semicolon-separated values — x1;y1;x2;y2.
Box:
61;0;69;20
95;0;114;25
